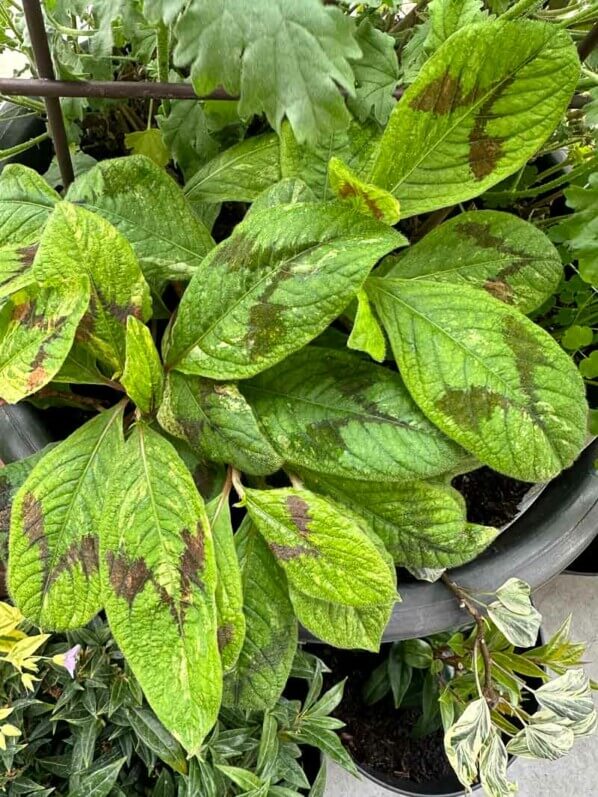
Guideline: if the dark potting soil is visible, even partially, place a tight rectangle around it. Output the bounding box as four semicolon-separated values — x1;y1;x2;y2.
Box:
453;467;532;528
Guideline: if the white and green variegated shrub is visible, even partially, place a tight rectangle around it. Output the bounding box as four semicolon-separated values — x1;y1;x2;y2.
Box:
0;8;591;761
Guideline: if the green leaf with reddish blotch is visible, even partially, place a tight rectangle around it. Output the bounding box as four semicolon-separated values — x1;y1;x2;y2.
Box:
368;278;587;482
223;518;297;710
0;164;59;247
67;155;214;291
328;157;400;224
157;371;282;476
121;317;164;414
100;424;221;754
0;280;91;404
370;20;579;217
382;210;563;313
0;243;37;300
347;289;386;362
242;347;468;483
244;487;396;608
8;403;124;628
206;491;245;671
33;201;151;371
53;344;111;387
299;469;497;569
164;203;404;380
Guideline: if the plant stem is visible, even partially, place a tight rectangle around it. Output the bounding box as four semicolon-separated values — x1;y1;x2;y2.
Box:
156;22;171;115
501;0;543;20
231;468;245;500
0;131;49;161
0;94;45;112
441;574;498;707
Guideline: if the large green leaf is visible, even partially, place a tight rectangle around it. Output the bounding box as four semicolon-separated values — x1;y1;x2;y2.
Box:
348;20;399;125
8;404;124;628
100;424;221;754
368;278;587;481
172;0;360;145
299;469;497;569
67;155;214;290
164;203;404;380
184;134;281;205
382;210;562;313
157;371;283;476
370;20;579;217
223;519;297;710
0;280;90;404
0;164;59;246
243;347;468;482
206;492;245;671
0;243;37;300
33;201;151;371
121;317;164;415
248;178;316;217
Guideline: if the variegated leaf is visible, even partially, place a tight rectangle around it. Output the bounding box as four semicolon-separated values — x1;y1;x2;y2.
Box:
121;317;164;414
328;157;400;224
0;243;37;300
506;716;575;760
444;698;491;787
534;669;594;723
479;729;517;797
8;404;125;628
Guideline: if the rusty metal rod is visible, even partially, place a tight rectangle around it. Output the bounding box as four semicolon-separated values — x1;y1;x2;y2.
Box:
0;78;235;101
22;0;74;189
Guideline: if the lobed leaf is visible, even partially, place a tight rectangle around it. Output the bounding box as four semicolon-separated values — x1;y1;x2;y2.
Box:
370;21;580;216
348;20;399;125
8;403;124;628
164;203;404;380
121;317;164;414
243;347;468;483
100;424;221;754
368;278;588;481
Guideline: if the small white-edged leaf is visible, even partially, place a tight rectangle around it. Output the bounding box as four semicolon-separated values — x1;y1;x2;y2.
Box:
479;730;517;797
507;716;575;760
444;698;491;787
534;669;594;723
488;600;542;648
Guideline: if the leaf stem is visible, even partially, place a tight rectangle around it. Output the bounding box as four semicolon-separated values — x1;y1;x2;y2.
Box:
231;468;245;500
156;22;171;115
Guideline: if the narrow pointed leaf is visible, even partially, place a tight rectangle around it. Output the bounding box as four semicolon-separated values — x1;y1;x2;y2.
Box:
33;202;151;370
0;280;90;404
121;317;164;414
0;164;59;246
100;424;221;754
383;210;563;313
370;21;579;216
157;371;283;476
243;347;468;482
165;203;404;379
67;155;214;291
328;157;400;224
206;492;245;671
347;289;386;363
8;403;125;628
68;757;126;797
223;520;298;710
368;278;587;481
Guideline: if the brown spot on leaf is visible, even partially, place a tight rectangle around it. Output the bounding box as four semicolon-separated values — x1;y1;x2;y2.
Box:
22;492;49;572
180;521;205;594
467;77;514;181
268;541;318;561
218;623;234;652
409;71;475;115
437;386;510;432
337;182;384;220
484;278;514;304
48;535;98;587
286;495;311;536
106;550;152;607
17;244;38;267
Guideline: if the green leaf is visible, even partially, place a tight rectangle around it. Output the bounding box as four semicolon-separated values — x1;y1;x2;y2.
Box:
0;164;59;247
126;706;188;774
223;520;298;710
370;20;579;217
206;492;245;671
551;173;598;287
216;766;263;791
0;243;37;300
382;210;563;314
444;698;491;788
121;317;164;414
479;730;517;797
562;325;593;350
158;100;218;181
287;724;357;776
157;371;283;476
33;201;151;371
8;403;124;628
368;277;588;482
68;757;126;797
402;639;434;669
100;424;221;754
494;578;534;615
67;155;214;291
173;0;360;145
347;289;386;362
328;157;400;224
53;344;111;387
0;280;90;404
348;20;399;124
125;129;170;168
580;351;598;379
534;669;594;723
243;347;468;483
165;203;404;380
184;134;281;204
300;469;496;569
506;716;574;760
248;178;316;217
426;0;487;52
388;648;413;709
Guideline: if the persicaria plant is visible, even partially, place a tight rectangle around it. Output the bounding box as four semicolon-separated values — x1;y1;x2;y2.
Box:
0;8;591;761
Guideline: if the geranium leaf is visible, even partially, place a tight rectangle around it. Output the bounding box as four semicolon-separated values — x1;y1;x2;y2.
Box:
368;278;588;481
157;100;218;181
328;157;400;224
33;201;152;371
157;371;283;476
347;289;386;362
164;203;404;380
348;20;399;125
172;0;360;145
382;210;563;313
121;317;164;415
8;403;124;628
370;20;579;216
67;155;214;291
0;280;90;404
550;172;598;286
243;347;468;482
223;519;297;710
0;164;59;246
298;469;497;569
206;492;245;672
100;424;221;754
184;134;281;205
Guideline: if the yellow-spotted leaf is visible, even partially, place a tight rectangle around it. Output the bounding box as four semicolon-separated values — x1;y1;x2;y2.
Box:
328;157;400;224
347;289;386;362
121;317;164;414
0;164;59;247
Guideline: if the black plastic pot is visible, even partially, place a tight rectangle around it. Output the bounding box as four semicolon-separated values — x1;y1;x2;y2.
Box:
0;101;52;174
564;535;598;576
357;763;480;797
